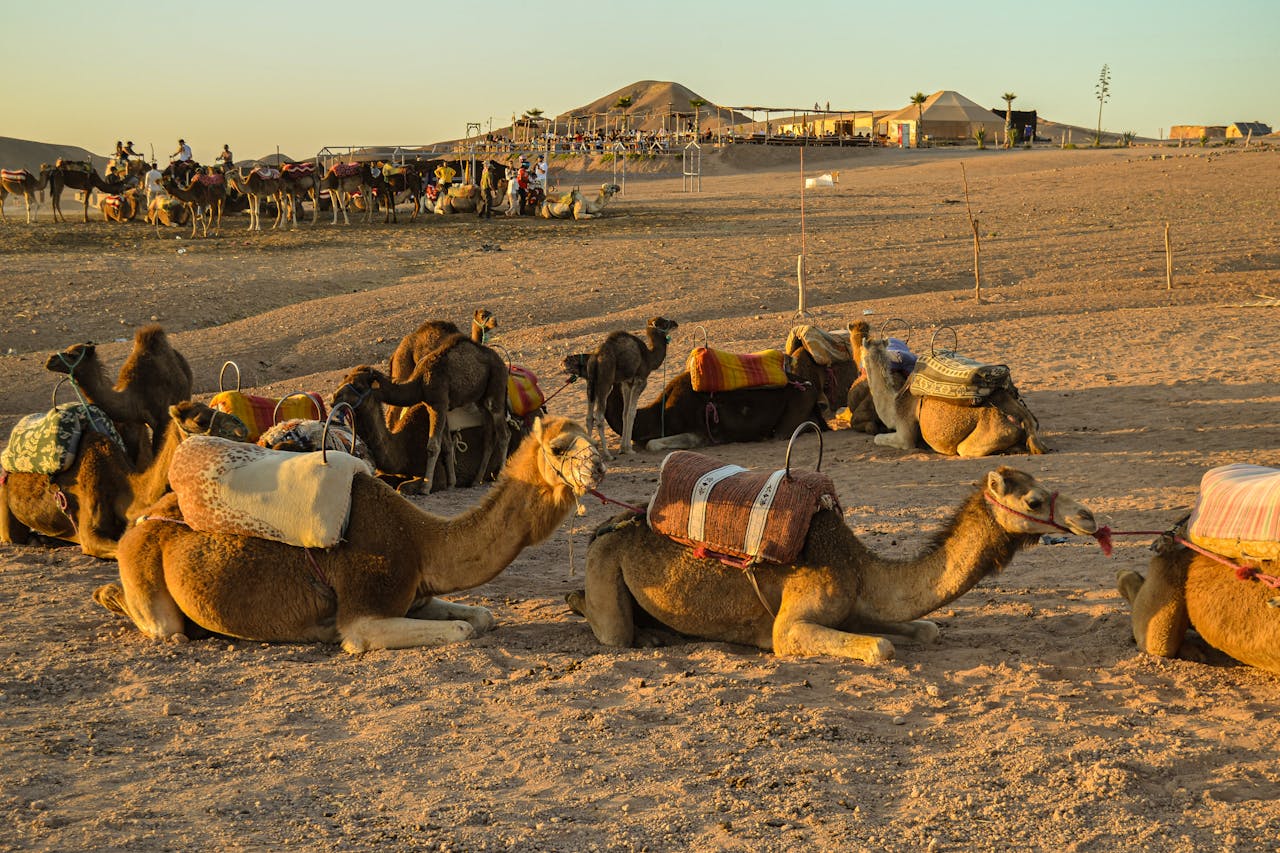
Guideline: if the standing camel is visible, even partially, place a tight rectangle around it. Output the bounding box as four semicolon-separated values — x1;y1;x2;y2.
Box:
385;309;498;425
280;161;321;227
49;160;122;223
93;417;604;651
583;317;679;459
224;167;286;231
323;162;376;225
0;165;53;224
161;173;226;238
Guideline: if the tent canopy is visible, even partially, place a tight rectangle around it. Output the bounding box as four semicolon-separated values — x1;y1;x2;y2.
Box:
879;91;1007;140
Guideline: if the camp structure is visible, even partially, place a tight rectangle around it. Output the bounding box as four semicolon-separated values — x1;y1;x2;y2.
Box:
876;91;1007;146
1226;121;1272;139
1169;125;1226;141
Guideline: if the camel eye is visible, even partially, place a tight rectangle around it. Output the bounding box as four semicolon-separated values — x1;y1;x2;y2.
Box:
1025;496;1043;511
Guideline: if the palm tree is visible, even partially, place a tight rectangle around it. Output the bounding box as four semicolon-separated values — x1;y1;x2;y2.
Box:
1002;92;1017;148
910;92;927;148
689;97;707;140
613;96;634;136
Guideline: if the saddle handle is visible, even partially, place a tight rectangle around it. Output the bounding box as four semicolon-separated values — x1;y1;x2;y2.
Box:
878;317;912;344
930;325;959;357
272;391;323;425
321;402;357;466
51;376;75;409
693;325;710;350
784;421;824;478
218;360;242;393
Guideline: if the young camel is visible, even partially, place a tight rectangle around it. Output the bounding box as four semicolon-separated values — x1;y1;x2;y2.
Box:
1117;530;1280;675
583;316;679;460
385;309;498;426
0;165;53;223
0;402;248;559
45;325;195;458
224;167;286;231
93;417;604;651
858;333;1047;457
569;467;1097;660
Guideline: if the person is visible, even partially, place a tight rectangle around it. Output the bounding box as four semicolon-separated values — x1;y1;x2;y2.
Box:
504;164;521;216
477;159;495;219
515;161;530;214
434;160;456;194
217;144;234;170
144;162;164;207
533;154;548;190
114;140;127;161
171;138;192;164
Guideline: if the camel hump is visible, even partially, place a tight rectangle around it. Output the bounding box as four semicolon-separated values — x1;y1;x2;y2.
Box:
647;450;840;566
133;324;172;351
1187;464;1280;566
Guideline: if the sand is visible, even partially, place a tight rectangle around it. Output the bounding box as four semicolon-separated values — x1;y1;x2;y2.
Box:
1;144;1279;852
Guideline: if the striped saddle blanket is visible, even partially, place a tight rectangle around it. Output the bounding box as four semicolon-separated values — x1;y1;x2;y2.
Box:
1188;463;1280;566
508;365;545;417
786;325;852;366
282;162;316;176
0;169;32;183
909;350;1011;406
252;167;280;180
647;450;840;566
687;347;788;393
210;390;326;443
330;162;361;178
1;403;125;475
169;436;372;548
193;172;224;187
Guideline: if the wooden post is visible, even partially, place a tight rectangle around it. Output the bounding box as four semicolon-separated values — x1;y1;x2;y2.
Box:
1164;222;1173;290
797;146;808;316
961;162;981;302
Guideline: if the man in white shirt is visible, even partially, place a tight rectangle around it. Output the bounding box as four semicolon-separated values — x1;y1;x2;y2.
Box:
533;154;548;189
172;138;192;163
144;162;164;207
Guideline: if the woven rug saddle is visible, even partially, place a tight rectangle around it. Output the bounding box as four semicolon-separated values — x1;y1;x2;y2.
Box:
909;349;1012;406
1186;463;1280;567
647;450;840;566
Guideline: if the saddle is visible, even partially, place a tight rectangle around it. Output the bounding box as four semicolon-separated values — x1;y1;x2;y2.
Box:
209;362;326;442
282;162;316;176
1187;464;1280;567
909;349;1012;406
507;365;545;417
168;436;373;548
193;172;225;187
381;165;407;179
447;185;477;199
55;159;91;173
0;169;31;183
1;403;125;475
647;450;840;566
425;185;440;201
252;167;281;181
257;418;369;461
330;162;361;179
785;325;852;366
688;347;788;393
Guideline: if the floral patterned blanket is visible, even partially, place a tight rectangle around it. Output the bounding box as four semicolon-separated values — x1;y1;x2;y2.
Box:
1;404;125;475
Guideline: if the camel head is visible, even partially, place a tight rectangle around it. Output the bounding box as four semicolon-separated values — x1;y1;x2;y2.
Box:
647;317;680;340
474;308;498;338
331;365;382;412
847;320;870;369
528;416;605;497
982;467;1097;537
563;353;591;380
601;183;621;198
45;342;96;375
169;401;249;441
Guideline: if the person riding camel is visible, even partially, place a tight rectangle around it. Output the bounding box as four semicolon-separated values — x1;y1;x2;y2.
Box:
171;138;194;182
216;145;234;172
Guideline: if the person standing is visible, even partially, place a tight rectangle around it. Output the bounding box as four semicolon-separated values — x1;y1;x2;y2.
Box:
434;160;457;195
144;162;164;207
477;159;495;219
533;154;548;190
515;161;531;215
504;164;521;216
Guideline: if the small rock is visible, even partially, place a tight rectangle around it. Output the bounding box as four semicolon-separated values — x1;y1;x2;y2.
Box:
892;716;906;725
925;684;940;697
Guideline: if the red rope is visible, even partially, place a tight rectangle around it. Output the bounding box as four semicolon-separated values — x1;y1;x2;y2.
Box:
541;376;576;406
1094;526;1280;588
588;488;646;515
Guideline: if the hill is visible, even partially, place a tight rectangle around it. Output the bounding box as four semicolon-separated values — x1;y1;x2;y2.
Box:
0;137;108;174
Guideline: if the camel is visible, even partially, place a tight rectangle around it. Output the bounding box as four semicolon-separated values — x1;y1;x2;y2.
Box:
161;173;226;238
279;162;321;227
432;184;507;215
582;317;679;460
1117;531;1280;675
568;466;1097;659
858;333;1047;457
385;309;499;426
351;336;510;491
322;162;376;225
0;165;53;224
539;183;621;220
0;401;248;559
44;325;194;457
376;162;423;223
145;192;190;230
93;416;604;651
97;188;142;223
224;168;286;231
49;160;124;223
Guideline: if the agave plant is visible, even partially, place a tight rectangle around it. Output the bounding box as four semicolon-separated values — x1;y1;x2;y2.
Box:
974;126;987;150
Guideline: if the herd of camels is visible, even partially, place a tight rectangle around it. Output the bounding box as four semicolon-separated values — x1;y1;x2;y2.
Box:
0;313;1274;676
0;156;623;233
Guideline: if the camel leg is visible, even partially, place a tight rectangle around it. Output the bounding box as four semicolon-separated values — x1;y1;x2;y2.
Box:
1117;567;1189;659
571;557;637;647
271;193;283;230
774;618;896;662
0;488;32;544
421;405;447;492
845;617;940;644
406;597;496;633
340;615;475;652
101;535;189;640
645;433;706;451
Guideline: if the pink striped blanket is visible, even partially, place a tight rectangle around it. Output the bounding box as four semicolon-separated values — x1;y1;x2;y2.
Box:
1;169;32;183
1187;463;1280;565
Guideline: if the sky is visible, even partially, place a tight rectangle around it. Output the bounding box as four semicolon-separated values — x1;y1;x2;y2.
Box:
7;0;1277;162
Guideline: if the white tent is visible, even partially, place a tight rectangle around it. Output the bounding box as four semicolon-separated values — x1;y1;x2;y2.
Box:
878;91;1007;144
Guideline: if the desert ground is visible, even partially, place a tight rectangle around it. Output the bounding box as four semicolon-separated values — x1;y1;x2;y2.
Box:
1;144;1278;851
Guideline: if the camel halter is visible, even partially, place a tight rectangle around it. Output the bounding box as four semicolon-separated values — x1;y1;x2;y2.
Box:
983;489;1109;553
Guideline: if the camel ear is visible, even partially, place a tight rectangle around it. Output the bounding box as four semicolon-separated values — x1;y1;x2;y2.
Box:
986;469;1009;496
530;417;545;444
168;404;182;420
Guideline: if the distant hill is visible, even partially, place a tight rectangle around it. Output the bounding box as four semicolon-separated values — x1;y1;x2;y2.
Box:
0;137;109;174
553;81;752;132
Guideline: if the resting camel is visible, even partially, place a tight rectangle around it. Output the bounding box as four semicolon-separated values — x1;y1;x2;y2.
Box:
1117;531;1280;675
354;336;510;491
540;183;621;220
385;309;498;426
146;193;190;231
94;416;604;651
859;333;1047;457
161;173;226;238
224;168;286;231
279;162;321;227
97;188;142;223
583;317;679;460
45;325;194;457
0;401;248;559
323;162;375;225
569;467;1097;659
0;165;53;223
49;160;123;223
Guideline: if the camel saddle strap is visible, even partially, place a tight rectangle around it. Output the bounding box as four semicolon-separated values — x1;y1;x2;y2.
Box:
169;436;373;548
1;403;126;475
909;351;1011;406
647;450;840;565
688;347;788;393
1187;463;1280;567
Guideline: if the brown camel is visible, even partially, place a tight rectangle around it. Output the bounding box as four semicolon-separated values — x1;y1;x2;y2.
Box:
322;162;376;225
279;161;321;227
858;333;1047;457
355;336;510;491
569;467;1097;660
1117;530;1280;675
385;309;498;424
161;173;226;238
583;317;679;460
49;160;123;223
0;401;248;559
98;188;142;223
833;320;908;435
145;193;190;231
0;165;53;223
45;325;194;457
224;167;286;231
93;416;604;651
375;162;423;223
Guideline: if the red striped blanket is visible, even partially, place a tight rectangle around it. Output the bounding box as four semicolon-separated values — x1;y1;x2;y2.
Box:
193;172;224;187
1;169;31;183
687;347;788;393
282;162;316;176
330;162;361;178
1188;463;1280;565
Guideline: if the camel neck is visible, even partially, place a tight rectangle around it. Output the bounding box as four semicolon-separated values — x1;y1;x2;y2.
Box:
126;420;185;516
852;491;1028;623
353;399;416;474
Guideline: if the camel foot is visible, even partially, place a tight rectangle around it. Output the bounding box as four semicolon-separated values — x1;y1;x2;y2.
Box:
1116;569;1145;604
93;583;126;616
565;590;585;616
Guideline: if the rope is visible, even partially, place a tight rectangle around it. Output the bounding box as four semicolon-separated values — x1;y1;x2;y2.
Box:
1085;525;1280;589
541;376;576;407
587;487;646;515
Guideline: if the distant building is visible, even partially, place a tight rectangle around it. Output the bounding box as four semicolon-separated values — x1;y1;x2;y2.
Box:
1169;125;1226;140
1226;121;1272;139
877;91;1006;146
989;108;1039;141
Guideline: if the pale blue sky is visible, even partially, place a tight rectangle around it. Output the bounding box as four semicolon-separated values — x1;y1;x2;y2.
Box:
8;0;1277;160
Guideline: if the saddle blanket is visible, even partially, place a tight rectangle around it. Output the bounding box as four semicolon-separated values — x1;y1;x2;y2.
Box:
252;167;280;180
448;185;478;199
647;450;840;566
1188;463;1280;566
688;347;788;393
258;418;370;461
210;390;326;443
330;162;361;178
193;172;224;187
786;325;852;366
508;365;545;417
54;159;91;172
282;162;316;176
1;403;125;475
909;350;1010;406
169;435;373;548
0;169;31;183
